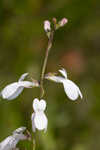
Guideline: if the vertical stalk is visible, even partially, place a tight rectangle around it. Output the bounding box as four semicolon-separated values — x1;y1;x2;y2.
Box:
33;139;36;150
40;31;54;98
32;131;36;150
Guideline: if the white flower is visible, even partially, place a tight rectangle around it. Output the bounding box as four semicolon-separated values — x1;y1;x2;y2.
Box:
45;68;83;101
0;73;39;100
44;20;51;32
31;98;48;132
0;127;31;150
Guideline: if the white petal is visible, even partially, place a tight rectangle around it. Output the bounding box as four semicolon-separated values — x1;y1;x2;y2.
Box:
34;113;48;131
39;99;46;111
18;73;29;81
59;68;67;78
33;98;40;112
45;75;64;83
8;87;24;100
1;82;24;100
31;113;36;132
63;79;82;100
18;81;37;88
77;86;83;99
1;81;37;100
13;127;26;134
0;136;14;150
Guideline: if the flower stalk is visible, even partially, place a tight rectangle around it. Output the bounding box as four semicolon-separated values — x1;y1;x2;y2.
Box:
40;30;54;98
33;137;36;150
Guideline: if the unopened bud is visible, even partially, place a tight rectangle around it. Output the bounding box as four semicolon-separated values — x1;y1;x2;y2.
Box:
59;18;68;27
44;20;51;32
52;18;57;24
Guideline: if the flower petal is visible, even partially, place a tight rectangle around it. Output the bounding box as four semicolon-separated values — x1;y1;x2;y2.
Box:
0;136;13;149
18;73;29;82
31;113;36;132
77;86;83;99
63;79;82;100
1;80;38;100
45;74;64;83
13;127;26;134
59;68;67;78
39;99;46;111
34;113;48;131
1;82;24;100
33;98;40;112
18;81;38;88
8;87;24;100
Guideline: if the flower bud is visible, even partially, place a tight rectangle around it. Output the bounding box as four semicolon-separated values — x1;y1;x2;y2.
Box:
44;20;51;32
59;18;68;27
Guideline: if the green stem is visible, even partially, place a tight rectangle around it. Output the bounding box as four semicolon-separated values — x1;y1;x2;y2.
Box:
32;132;36;150
33;139;36;150
40;31;54;98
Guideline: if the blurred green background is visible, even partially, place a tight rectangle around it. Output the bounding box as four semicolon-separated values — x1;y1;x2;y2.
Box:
0;0;100;149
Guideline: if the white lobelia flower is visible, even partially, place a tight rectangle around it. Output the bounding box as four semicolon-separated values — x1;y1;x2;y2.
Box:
0;73;39;100
31;98;48;132
45;68;83;101
0;127;31;150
